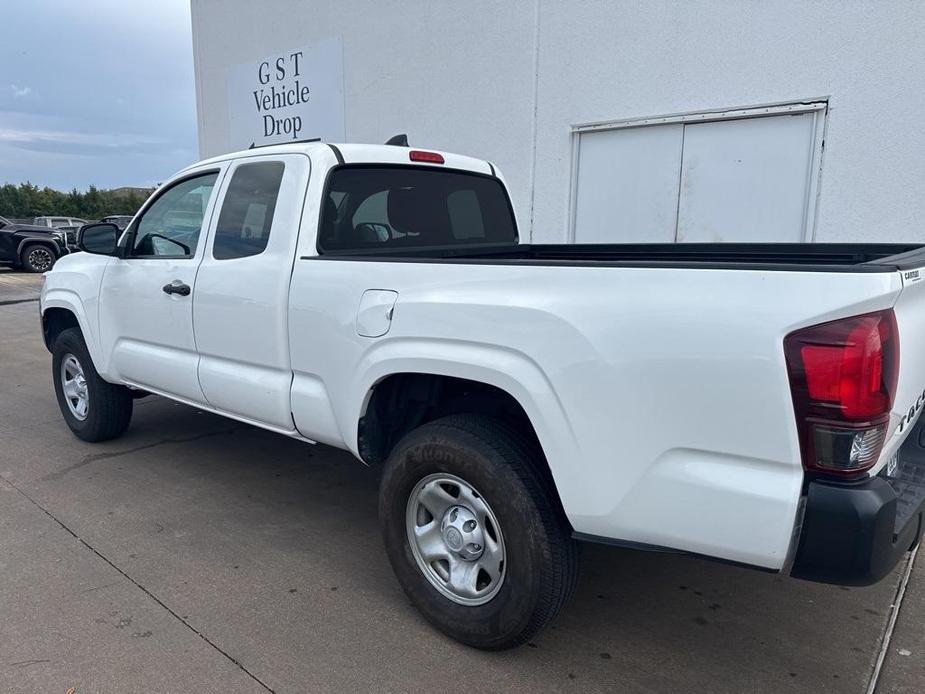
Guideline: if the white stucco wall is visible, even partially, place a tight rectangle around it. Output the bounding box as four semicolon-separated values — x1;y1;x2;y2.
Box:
191;0;925;243
190;0;539;227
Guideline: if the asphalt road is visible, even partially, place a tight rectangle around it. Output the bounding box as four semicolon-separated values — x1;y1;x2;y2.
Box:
0;269;922;693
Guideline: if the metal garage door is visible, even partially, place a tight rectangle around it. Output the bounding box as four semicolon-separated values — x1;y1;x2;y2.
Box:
571;103;826;243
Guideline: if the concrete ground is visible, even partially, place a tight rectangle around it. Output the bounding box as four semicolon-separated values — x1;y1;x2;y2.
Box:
0;268;922;693
0;268;44;305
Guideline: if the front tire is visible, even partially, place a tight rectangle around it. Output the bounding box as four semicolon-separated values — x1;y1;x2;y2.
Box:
20;243;56;272
379;414;579;650
52;328;133;442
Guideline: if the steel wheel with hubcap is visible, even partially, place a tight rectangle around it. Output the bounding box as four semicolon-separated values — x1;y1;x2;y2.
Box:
51;327;133;442
60;353;89;420
379;414;579;650
406;473;506;606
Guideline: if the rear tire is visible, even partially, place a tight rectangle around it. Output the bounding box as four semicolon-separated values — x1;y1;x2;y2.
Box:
379;414;579;650
52;328;133;442
20;243;56;272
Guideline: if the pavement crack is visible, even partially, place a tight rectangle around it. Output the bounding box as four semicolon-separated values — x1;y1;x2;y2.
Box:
1;476;275;693
39;426;244;482
0;297;39;307
77;581;121;595
8;659;52;668
866;544;919;694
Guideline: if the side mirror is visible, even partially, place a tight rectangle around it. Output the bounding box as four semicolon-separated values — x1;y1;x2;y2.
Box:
78;223;119;255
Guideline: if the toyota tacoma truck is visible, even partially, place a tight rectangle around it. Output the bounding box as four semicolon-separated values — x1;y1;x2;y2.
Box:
39;141;925;649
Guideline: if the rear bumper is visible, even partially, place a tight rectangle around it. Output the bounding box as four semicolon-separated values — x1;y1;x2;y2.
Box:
791;421;925;586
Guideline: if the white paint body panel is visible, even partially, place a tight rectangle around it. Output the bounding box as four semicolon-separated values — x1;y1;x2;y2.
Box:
101;256;210;404
287;256;903;568
40;142;924;571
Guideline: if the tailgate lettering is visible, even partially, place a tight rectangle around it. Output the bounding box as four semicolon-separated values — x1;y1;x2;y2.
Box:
898;388;925;433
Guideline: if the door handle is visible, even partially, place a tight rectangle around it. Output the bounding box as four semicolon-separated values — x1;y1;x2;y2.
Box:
162;281;191;296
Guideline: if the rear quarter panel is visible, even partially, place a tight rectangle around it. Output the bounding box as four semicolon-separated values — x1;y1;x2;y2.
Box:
289;256;903;570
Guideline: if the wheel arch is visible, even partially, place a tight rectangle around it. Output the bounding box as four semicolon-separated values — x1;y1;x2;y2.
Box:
17;237;61;259
41;293;105;373
350;346;580;522
360;371;572;525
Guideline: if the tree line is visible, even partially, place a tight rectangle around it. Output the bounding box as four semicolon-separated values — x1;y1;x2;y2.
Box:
0;182;153;220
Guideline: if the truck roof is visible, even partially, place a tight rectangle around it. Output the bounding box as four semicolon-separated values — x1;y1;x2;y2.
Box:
185;142;494;177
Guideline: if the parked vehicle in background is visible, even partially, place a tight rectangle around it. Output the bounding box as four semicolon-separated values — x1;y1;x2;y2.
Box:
0;215;68;272
33;216;89;250
99;215;134;230
39;141;925;649
34;216;88;229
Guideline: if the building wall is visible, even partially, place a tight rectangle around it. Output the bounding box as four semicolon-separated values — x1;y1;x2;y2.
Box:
191;0;540;228
191;0;925;243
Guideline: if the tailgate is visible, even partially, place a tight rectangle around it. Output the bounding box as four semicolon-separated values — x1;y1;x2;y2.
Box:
878;267;925;472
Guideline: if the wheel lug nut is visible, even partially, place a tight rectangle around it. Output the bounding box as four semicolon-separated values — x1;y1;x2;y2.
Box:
463;520;476;532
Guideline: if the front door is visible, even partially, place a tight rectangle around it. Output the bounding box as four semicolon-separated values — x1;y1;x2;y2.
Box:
98;169;222;403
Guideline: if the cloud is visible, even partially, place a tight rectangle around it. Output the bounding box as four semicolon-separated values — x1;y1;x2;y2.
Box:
0;126;168;156
0;0;196;189
0;126;162;146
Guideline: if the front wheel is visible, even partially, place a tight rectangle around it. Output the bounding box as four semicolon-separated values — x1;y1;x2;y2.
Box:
20;243;56;272
379;414;579;649
52;328;133;442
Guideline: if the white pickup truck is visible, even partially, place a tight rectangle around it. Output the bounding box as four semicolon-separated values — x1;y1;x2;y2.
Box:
40;141;925;649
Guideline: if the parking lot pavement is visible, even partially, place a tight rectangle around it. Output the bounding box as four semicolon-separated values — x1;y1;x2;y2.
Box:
1;297;922;693
0;268;44;305
876;551;924;694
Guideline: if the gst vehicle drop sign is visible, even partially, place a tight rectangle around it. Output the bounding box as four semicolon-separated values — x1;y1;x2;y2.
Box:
227;36;346;150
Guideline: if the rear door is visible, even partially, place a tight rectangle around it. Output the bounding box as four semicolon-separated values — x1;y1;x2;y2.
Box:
98;168;223;402
193;153;310;431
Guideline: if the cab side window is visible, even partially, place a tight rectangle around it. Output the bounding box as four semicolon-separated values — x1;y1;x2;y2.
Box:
212;162;285;260
132;172;219;258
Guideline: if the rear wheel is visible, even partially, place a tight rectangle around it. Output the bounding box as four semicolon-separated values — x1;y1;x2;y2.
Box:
52;328;133;442
379;414;579;649
20;243;56;272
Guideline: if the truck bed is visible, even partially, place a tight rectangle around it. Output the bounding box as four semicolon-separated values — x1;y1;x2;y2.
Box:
314;242;925;272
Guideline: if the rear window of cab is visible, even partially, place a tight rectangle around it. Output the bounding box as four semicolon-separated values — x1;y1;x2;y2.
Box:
318;166;518;253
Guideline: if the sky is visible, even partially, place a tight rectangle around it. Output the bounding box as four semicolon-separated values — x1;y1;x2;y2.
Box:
0;0;197;191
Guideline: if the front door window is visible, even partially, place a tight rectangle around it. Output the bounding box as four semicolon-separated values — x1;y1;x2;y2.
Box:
131;173;218;258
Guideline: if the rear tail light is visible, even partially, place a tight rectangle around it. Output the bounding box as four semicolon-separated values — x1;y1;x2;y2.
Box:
784;310;899;477
409;150;444;164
